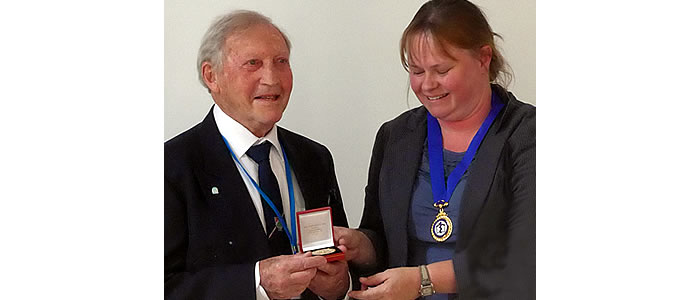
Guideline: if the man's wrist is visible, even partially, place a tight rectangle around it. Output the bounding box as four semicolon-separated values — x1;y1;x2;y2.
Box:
356;232;377;266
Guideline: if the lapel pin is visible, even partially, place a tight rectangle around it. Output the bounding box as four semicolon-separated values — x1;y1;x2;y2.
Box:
211;186;219;195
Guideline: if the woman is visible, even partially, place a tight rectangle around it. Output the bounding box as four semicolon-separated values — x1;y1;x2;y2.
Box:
335;0;535;299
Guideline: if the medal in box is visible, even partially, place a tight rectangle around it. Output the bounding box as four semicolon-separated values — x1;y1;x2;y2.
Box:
295;207;344;262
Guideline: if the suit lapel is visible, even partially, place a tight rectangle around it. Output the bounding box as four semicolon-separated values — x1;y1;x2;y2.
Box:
457;92;510;242
195;109;270;257
278;128;323;209
384;109;427;265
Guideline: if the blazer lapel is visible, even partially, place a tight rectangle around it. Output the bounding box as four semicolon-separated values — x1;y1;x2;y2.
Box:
277;128;323;209
195;109;270;257
384;109;427;265
457;92;510;242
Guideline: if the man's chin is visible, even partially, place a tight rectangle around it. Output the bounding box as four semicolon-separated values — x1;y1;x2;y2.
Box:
257;113;284;128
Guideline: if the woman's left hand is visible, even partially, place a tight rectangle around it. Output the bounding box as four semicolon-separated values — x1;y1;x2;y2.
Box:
348;267;421;300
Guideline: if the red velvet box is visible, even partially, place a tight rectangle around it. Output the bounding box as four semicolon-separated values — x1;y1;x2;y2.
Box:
296;207;345;262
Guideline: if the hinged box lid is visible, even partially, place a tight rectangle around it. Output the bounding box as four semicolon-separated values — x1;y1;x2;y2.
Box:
296;207;335;252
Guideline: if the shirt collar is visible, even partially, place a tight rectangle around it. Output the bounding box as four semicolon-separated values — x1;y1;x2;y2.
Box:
213;104;283;161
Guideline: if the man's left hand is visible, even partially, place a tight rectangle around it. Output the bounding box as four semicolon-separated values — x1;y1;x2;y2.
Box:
308;259;350;300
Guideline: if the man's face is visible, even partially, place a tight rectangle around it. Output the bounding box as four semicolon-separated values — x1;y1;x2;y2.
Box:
207;23;292;137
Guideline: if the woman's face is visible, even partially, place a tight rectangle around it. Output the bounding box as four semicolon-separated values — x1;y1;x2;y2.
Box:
407;34;492;122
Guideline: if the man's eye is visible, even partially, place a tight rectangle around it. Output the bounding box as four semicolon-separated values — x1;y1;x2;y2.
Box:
412;70;424;75
277;58;288;64
247;60;258;65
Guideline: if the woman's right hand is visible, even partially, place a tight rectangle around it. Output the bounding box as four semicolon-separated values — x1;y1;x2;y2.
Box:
333;226;377;266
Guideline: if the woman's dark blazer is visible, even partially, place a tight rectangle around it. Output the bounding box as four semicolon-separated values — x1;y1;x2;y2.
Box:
355;85;535;299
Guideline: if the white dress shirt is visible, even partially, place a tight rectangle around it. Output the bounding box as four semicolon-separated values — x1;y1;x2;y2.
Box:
214;105;306;300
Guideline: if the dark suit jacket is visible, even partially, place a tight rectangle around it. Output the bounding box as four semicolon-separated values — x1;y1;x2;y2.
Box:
165;108;348;299
355;85;535;299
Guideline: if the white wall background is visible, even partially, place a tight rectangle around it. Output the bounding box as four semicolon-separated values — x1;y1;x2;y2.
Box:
165;0;535;227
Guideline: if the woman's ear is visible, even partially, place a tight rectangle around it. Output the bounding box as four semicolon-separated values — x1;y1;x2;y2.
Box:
478;45;493;73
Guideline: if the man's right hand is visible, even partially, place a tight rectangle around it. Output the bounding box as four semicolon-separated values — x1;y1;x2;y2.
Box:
259;252;327;299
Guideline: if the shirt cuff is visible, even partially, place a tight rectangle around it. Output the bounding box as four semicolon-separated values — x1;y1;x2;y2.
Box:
343;270;353;300
255;261;271;300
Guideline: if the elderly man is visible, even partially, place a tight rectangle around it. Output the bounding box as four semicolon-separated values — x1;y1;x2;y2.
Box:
165;10;350;299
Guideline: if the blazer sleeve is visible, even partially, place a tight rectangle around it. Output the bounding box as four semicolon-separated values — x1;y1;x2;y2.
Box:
501;109;536;298
354;123;389;276
165;176;257;299
326;149;349;228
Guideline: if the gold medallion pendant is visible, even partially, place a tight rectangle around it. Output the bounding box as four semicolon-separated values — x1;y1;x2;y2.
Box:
431;201;453;242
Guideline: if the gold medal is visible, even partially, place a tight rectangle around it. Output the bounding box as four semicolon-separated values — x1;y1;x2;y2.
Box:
311;248;335;256
431;201;453;242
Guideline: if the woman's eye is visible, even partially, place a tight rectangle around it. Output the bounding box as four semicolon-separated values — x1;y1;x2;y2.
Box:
438;69;450;75
277;58;288;64
247;60;258;65
412;70;424;75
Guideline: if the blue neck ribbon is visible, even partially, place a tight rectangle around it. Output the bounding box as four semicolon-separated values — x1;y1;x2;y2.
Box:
221;136;298;254
427;92;504;207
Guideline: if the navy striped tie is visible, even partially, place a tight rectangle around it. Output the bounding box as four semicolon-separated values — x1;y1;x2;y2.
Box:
246;141;291;255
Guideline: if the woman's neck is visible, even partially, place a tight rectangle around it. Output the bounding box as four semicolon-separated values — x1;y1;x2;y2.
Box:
437;94;492;152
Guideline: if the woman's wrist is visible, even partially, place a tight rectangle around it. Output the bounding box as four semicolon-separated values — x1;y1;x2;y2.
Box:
426;260;457;294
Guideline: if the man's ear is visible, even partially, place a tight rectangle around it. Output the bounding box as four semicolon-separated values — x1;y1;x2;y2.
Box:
202;62;219;93
478;45;493;74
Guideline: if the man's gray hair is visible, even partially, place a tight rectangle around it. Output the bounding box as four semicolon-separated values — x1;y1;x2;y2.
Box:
196;10;292;91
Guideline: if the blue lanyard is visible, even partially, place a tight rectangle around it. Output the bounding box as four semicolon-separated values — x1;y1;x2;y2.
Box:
221;136;298;254
427;92;504;207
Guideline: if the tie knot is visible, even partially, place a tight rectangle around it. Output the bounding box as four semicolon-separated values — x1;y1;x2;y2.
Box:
246;141;273;163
